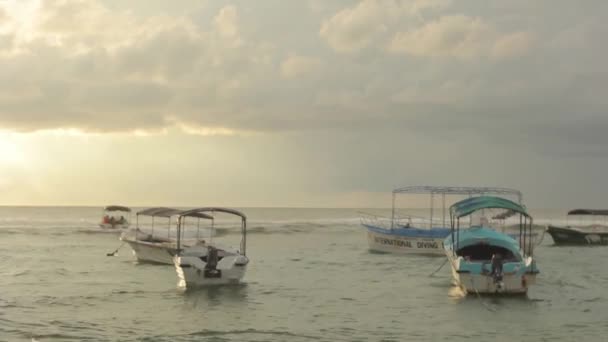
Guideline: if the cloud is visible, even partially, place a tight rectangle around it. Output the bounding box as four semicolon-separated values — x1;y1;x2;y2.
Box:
213;5;241;47
388;15;491;59
319;0;450;53
280;54;322;78
0;0;276;133
319;0;393;53
492;31;534;59
0;6;8;24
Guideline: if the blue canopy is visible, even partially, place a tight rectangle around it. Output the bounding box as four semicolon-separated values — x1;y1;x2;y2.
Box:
450;196;529;219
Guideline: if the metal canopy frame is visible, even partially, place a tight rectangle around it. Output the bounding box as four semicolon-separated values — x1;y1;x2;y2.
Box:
135;207;214;240
176;207;247;256
390;186;523;229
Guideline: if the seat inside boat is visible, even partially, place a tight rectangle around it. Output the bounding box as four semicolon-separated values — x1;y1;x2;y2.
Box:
456;244;519;262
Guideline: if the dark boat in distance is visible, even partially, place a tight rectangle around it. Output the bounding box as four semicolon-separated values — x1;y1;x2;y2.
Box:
547;209;608;245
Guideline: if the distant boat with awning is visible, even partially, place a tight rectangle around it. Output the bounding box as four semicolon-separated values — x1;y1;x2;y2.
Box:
99;205;131;230
547;209;608;245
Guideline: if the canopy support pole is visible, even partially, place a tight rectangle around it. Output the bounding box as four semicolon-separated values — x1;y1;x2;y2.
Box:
210;212;215;244
177;217;181;252
442;193;446;228
456;219;460;252
197;218;200;241
391;192;396;230
429;193;434;229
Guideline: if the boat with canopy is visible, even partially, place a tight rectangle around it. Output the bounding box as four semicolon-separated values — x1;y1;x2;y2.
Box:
360;186;544;255
99;205;131;230
444;196;539;295
120;207;214;264
174;207;249;287
547;209;608;245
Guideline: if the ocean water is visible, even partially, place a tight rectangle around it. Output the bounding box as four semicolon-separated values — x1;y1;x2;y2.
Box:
1;207;607;342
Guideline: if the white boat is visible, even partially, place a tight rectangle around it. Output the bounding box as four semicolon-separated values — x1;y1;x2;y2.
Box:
174;208;249;287
99;205;131;230
121;207;213;265
444;196;539;295
361;186;526;255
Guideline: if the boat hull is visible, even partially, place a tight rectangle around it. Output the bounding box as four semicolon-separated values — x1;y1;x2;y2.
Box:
364;224;545;256
365;227;445;255
444;227;539;295
175;253;249;287
547;225;608;245
123;239;177;265
446;254;537;295
99;223;129;230
173;245;249;288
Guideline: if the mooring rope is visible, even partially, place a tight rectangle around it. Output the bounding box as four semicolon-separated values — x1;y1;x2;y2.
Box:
470;279;496;312
106;242;126;256
429;258;449;277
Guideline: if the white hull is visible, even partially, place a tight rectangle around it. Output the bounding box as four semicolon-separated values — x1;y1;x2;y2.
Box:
123;238;177;265
366;227;545;256
99;223;129;230
175;245;249;287
446;254;537;295
366;230;444;255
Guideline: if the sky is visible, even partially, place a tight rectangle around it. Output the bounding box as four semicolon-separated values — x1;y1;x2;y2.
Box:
0;0;606;208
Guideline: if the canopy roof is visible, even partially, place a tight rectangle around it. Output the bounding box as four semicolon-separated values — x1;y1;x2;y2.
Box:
137;207;213;219
392;186;522;201
104;205;131;212
179;207;247;220
567;209;608;216
450;196;530;219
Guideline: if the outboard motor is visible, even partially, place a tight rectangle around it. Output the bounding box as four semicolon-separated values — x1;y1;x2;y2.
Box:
491;253;504;292
204;246;221;278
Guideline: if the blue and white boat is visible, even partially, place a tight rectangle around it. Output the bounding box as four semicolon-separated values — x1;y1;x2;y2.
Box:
360;186;524;255
444;196;539;295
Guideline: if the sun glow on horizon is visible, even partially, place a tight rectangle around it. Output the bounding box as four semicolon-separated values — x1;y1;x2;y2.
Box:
0;133;26;164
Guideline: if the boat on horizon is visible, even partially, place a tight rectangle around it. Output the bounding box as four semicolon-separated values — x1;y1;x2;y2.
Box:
547;209;608;245
99;205;131;230
360;186;544;255
444;196;539;295
174;207;249;287
121;207;213;265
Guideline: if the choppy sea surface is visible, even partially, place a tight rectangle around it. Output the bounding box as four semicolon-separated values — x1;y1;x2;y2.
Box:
1;207;607;342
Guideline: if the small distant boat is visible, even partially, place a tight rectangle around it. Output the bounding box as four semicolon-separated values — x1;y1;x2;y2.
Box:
444;196;539;295
547;209;608;245
175;208;249;287
360;186;529;255
121;207;213;265
99;205;131;230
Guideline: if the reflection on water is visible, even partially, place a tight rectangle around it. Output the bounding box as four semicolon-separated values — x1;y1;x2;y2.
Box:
181;284;250;308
